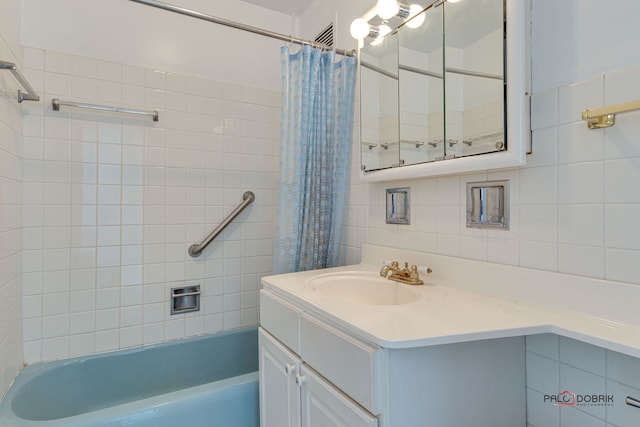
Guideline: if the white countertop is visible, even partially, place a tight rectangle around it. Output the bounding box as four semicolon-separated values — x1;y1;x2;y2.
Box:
261;245;640;358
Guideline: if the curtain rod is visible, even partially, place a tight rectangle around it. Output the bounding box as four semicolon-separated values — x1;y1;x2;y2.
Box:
128;0;357;57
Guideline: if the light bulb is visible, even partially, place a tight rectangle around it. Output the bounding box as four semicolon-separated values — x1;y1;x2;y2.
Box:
350;18;371;39
447;0;461;3
376;0;400;20
370;24;391;45
405;4;425;29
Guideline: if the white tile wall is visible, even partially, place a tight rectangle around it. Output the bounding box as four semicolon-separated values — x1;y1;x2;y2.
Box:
0;14;24;397
344;65;640;287
526;334;640;427
21;47;278;363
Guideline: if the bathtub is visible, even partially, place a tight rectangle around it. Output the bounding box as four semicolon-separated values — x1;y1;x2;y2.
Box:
0;327;259;427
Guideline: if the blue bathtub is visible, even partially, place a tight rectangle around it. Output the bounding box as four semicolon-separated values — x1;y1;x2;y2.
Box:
0;327;259;427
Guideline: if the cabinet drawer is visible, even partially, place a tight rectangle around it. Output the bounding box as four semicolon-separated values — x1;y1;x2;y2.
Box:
260;290;302;355
300;314;381;415
301;365;377;427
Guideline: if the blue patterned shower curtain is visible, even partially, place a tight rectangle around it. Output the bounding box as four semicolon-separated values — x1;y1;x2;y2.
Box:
273;45;357;274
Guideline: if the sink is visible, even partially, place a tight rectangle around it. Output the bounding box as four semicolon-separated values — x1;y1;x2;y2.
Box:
306;271;421;306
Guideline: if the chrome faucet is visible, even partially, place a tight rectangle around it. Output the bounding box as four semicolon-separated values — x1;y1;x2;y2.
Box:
380;261;431;286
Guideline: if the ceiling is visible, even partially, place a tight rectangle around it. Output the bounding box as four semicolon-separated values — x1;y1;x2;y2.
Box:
241;0;315;15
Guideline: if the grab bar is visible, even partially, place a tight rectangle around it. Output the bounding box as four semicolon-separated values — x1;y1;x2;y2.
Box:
0;60;40;103
188;191;255;257
52;99;159;121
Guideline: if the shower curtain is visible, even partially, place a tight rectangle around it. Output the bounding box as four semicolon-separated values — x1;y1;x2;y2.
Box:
273;45;357;274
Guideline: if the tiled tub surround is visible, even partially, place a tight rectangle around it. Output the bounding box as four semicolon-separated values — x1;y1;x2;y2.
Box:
20;47;278;363
344;64;640;287
0;10;24;396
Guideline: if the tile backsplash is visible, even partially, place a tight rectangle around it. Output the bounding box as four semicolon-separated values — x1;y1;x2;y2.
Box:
344;64;640;287
20;47;279;363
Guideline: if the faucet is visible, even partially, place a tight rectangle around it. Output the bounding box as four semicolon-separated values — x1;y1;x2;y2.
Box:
380;261;431;286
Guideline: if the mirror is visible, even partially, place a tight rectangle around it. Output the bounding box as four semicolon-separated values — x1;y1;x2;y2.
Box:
444;0;504;159
361;32;400;171
398;2;443;166
358;0;529;181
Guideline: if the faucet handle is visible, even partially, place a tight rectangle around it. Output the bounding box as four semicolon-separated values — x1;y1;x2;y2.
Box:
415;265;433;274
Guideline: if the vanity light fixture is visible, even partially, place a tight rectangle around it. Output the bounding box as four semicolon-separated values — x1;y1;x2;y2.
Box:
405;4;425;28
376;0;410;19
351;1;426;41
350;18;380;39
370;24;392;45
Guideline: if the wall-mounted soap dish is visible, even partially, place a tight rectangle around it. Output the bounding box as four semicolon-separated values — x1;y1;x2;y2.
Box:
170;285;201;315
466;180;509;229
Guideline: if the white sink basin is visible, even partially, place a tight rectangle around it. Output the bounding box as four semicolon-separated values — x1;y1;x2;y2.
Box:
306;271;421;306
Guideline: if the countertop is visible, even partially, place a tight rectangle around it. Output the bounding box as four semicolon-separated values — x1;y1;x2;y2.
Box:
261;245;640;358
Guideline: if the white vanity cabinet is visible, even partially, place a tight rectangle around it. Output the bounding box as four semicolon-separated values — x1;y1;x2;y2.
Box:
259;288;526;427
300;365;377;427
259;328;301;427
259;291;378;427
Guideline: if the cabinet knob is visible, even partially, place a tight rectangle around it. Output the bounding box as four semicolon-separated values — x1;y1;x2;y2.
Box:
295;375;306;386
285;364;295;375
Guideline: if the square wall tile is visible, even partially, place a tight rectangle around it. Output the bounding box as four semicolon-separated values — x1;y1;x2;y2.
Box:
605;158;640;203
558;76;604;125
526;352;560;394
558;244;604;279
520;204;557;242
526;389;559;427
605;248;640;284
558;205;603;246
606;380;640;426
531;87;558;130
559;364;606;419
607;349;640;390
526;334;559;360
558;122;604;164
604;65;640;105
604;111;640;160
520;166;557;205
605;205;640;250
558;162;604;204
560;408;605;427
519;240;558;272
559;337;605;376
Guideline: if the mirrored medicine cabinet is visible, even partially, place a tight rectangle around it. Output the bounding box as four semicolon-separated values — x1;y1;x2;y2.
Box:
359;0;530;182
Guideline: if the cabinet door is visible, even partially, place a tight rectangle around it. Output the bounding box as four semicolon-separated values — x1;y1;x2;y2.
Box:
300;365;378;427
259;328;301;427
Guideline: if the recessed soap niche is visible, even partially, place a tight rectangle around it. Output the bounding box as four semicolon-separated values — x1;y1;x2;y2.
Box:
171;284;201;315
466;180;509;229
386;187;410;225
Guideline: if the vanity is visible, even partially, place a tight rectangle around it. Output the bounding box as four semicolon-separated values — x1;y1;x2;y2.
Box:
259;244;640;426
259;277;525;426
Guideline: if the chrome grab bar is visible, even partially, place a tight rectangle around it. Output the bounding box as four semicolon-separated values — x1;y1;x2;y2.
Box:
0;60;40;103
188;191;255;257
52;99;159;121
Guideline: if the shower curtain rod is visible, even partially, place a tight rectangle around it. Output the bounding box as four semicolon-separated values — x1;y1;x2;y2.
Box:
128;0;356;57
